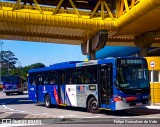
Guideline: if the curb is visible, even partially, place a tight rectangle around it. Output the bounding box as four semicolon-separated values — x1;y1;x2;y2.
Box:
146;105;160;110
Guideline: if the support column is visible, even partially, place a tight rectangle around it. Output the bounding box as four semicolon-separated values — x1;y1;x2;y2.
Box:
89;52;96;60
81;30;108;60
140;48;148;57
134;32;156;57
158;71;160;82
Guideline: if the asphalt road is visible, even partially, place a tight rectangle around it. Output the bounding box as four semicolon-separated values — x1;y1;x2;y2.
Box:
0;91;160;127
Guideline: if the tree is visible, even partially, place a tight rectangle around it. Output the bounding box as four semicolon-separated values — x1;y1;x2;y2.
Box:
0;50;18;76
28;63;45;69
20;63;45;79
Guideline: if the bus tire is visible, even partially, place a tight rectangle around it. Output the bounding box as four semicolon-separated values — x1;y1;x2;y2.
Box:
6;93;10;96
87;97;100;113
20;92;24;95
18;92;23;95
45;95;51;108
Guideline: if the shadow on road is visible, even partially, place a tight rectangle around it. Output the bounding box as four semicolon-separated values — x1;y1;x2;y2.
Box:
36;103;88;113
36;103;160;116
0;97;36;105
101;108;160;116
1;90;160;117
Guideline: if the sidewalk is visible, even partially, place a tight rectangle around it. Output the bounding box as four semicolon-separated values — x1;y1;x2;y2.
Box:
146;103;160;110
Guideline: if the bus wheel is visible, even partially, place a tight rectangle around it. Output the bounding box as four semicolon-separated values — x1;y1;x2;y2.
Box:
88;97;100;113
18;92;23;95
45;95;51;108
6;93;10;96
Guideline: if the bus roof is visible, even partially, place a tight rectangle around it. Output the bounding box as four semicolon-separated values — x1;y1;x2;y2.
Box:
29;61;84;73
28;58;117;73
28;57;145;73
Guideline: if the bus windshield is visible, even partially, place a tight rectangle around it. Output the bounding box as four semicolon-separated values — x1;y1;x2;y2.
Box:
116;65;149;90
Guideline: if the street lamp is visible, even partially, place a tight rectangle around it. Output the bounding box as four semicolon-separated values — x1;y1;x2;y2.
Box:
0;41;3;84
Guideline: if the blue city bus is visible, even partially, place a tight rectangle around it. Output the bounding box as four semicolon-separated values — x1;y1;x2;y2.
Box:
28;57;150;113
2;75;25;96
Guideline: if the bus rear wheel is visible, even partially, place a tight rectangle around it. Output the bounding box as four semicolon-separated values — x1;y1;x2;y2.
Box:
6;93;10;96
18;92;23;95
87;97;100;113
45;95;51;108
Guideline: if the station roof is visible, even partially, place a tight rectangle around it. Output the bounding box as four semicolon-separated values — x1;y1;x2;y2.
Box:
0;0;160;47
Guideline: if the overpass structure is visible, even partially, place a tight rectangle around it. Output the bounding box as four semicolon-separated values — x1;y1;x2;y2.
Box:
0;0;160;59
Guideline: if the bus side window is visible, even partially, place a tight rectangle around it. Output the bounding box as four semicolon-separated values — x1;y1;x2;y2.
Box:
44;78;49;84
50;71;57;84
83;66;97;84
35;73;43;85
60;70;66;84
67;69;74;84
75;68;83;84
32;80;36;85
29;73;37;85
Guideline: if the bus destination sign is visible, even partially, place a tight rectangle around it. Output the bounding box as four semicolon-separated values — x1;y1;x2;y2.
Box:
117;59;143;65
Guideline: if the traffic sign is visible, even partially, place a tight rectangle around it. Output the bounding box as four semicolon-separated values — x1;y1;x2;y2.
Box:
150;61;156;68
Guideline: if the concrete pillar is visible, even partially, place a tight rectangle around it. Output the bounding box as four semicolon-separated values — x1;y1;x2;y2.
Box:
89;52;96;60
140;48;148;57
81;30;108;60
134;32;156;57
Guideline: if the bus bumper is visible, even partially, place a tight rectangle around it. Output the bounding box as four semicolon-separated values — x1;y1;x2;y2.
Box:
3;89;21;93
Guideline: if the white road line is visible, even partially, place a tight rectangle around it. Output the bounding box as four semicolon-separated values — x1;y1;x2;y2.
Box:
2;104;14;111
83;116;100;118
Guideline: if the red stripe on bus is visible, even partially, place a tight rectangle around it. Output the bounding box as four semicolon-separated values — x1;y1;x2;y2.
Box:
114;97;122;102
54;86;59;104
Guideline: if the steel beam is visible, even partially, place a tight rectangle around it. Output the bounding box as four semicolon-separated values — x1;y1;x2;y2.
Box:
69;0;81;18
33;0;43;14
124;0;129;12
103;1;114;20
12;0;21;11
53;0;64;15
90;0;101;19
0;30;85;40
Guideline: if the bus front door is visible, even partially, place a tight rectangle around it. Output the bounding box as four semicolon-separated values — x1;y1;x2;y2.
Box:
28;83;38;102
98;65;113;106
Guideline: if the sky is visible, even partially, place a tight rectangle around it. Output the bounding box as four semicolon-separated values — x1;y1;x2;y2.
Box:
1;40;86;67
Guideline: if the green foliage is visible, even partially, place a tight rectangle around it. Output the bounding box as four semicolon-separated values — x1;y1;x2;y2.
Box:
0;50;45;80
18;63;45;79
1;50;18;76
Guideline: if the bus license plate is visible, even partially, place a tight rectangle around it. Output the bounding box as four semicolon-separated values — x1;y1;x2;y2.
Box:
136;103;142;106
